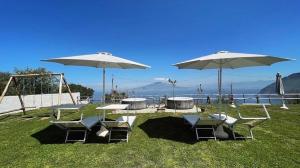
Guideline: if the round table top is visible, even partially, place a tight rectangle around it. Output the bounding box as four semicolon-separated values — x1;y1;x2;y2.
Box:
167;97;194;101
122;98;147;102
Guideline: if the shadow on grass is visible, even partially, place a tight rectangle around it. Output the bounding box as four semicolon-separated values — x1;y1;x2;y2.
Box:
139;116;198;144
31;116;245;144
139;116;244;144
31;119;116;144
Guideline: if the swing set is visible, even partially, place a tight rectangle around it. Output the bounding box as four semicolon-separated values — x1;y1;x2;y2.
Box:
0;73;76;115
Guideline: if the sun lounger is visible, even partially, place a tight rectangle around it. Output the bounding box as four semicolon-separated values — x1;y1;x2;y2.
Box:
209;103;271;140
50;115;101;143
183;115;225;140
101;116;136;142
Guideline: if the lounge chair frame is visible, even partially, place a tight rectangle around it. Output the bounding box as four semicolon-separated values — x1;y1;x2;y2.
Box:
195;126;217;140
210;103;271;140
183;115;225;140
51;114;100;143
232;103;270;139
101;116;136;142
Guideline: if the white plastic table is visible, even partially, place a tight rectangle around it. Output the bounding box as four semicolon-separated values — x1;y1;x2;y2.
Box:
52;104;85;120
96;104;129;121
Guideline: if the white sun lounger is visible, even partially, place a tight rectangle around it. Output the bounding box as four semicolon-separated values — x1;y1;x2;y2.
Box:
209;103;271;140
101;116;136;142
183;115;225;140
50;115;101;143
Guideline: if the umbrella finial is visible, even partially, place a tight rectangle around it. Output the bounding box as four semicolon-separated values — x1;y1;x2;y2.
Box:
98;52;112;55
217;51;229;54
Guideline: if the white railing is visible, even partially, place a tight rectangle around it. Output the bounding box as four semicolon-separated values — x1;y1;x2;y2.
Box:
102;93;300;105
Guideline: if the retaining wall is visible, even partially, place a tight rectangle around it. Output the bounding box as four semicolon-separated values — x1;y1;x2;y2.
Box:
0;92;80;114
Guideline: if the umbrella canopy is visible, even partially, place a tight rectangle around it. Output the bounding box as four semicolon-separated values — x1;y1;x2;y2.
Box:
42;52;150;69
42;52;150;102
174;51;291;69
174;51;292;103
275;73;285;95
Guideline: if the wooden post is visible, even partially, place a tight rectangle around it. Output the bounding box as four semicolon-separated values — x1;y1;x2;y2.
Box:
58;74;63;105
62;75;76;105
0;76;13;104
12;77;26;115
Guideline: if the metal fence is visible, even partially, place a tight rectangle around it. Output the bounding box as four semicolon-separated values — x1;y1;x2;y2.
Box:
91;93;300;105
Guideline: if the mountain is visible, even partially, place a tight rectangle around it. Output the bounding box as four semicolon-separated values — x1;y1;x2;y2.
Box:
128;80;273;96
133;82;175;91
228;80;272;90
259;73;300;94
128;82;194;96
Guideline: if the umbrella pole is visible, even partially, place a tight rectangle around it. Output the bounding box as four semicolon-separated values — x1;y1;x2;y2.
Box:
218;66;222;115
281;95;288;109
215;66;229;139
102;67;106;121
103;67;106;104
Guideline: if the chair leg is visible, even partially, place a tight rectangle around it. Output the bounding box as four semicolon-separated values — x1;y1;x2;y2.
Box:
195;128;199;140
108;129;112;143
249;127;254;140
232;129;236;140
83;130;87;143
212;126;217;140
65;130;70;143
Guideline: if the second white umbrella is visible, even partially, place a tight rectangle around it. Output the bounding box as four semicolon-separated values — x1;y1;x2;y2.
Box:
174;51;293;138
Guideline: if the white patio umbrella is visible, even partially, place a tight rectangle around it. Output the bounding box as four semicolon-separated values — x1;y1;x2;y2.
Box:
42;52;150;103
174;51;293;138
275;73;288;109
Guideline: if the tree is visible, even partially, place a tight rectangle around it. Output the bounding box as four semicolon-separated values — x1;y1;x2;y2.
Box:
105;90;128;103
63;84;94;97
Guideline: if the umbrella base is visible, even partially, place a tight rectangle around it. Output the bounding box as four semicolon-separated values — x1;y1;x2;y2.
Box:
215;125;229;139
229;103;236;108
280;104;289;110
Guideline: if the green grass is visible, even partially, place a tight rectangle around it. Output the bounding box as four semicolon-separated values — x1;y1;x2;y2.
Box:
0;104;299;167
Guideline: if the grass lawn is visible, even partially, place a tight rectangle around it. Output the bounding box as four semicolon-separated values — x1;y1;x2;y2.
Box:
0;104;299;167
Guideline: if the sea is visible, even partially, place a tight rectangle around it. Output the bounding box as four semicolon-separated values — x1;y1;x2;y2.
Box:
92;89;285;105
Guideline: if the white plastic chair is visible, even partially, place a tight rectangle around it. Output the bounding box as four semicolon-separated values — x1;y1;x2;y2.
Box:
51;115;101;143
209;103;271;140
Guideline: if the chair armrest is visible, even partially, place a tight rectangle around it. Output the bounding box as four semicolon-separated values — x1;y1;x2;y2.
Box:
237;104;271;120
116;116;136;127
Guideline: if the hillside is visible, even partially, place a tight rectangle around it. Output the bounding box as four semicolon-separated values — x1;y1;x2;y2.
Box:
128;80;272;96
259;73;300;94
128;82;194;96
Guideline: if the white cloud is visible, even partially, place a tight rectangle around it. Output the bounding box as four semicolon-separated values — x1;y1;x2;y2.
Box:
154;77;169;82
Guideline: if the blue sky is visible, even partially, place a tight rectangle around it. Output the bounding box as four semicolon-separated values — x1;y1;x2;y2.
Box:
0;0;299;91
